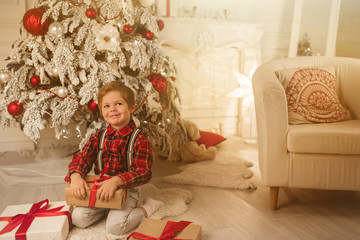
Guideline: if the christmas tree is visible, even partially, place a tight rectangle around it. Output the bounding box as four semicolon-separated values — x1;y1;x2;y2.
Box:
0;0;185;160
297;32;313;56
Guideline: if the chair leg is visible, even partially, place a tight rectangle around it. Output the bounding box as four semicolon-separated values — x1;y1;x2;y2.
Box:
270;187;279;210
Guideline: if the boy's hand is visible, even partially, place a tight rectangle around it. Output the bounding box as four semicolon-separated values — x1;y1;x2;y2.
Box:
69;172;90;200
95;176;123;202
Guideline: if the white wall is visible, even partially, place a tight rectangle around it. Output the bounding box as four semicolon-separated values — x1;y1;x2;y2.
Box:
297;0;332;56
165;0;360;60
0;1;26;67
336;0;360;58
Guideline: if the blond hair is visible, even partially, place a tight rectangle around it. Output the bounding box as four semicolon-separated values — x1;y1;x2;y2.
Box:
97;81;135;115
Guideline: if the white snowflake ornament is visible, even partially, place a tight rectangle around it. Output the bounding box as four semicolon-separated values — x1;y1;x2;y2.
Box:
92;23;121;52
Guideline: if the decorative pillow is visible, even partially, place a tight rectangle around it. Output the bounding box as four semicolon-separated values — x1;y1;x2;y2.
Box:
275;66;351;124
196;130;227;148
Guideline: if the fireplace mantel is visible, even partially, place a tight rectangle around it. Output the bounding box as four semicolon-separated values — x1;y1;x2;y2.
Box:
159;18;263;75
159;18;263;137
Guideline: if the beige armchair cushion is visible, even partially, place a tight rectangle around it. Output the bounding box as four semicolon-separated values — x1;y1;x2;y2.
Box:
288;119;360;154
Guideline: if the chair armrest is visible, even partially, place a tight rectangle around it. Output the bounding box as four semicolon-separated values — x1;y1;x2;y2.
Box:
252;68;289;186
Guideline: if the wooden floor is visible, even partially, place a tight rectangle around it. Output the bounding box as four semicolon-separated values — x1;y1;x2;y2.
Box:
1;143;360;240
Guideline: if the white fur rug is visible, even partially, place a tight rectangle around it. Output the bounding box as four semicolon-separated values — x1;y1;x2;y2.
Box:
66;183;192;240
163;138;258;190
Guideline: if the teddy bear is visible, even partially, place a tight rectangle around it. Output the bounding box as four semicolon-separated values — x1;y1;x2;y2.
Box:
180;120;217;163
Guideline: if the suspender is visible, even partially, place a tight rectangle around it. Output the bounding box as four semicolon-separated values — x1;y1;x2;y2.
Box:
97;128;141;173
126;128;141;171
97;129;107;171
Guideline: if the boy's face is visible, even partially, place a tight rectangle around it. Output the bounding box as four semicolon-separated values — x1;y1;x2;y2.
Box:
101;90;134;130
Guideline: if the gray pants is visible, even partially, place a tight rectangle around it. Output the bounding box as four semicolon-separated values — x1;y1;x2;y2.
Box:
71;188;144;235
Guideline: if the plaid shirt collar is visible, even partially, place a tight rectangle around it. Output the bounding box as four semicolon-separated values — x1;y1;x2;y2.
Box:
106;120;136;138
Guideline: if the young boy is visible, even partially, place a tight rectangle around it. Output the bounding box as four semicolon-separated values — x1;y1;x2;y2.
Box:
64;81;163;235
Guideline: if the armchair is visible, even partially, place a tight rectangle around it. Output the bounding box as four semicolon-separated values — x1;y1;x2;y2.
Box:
252;56;360;210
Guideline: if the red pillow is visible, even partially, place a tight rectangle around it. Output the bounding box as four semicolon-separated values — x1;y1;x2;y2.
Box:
196;130;226;148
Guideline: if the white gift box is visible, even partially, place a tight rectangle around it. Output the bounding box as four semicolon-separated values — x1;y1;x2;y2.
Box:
0;201;72;240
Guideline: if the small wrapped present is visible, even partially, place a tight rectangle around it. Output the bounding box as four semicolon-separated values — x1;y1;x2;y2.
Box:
0;199;72;240
64;175;128;209
127;218;201;240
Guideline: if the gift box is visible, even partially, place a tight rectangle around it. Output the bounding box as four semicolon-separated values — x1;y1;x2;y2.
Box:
0;200;72;240
128;218;201;240
64;175;128;209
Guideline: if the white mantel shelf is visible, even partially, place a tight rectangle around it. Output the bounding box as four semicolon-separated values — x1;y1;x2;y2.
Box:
159;17;263;50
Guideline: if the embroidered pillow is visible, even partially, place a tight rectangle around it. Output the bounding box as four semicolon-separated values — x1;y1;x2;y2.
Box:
275;66;351;124
196;130;226;148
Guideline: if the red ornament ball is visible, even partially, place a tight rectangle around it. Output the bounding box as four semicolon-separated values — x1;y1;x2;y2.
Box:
30;75;41;86
7;101;24;116
88;100;98;112
170;76;176;82
147;74;168;96
23;8;49;36
142;30;154;40
157;20;164;31
86;8;96;19
123;24;133;34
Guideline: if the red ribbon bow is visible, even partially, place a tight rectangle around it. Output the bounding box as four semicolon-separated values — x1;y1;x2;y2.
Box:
86;163;128;208
87;176;112;207
0;199;71;240
127;220;193;240
86;162;112;207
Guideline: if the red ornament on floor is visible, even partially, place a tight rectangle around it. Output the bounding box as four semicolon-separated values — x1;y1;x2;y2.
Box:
7;101;24;116
147;74;168;96
88;100;98;112
23;8;49;36
30;75;41;86
157;20;164;31
86;8;96;19
123;24;133;34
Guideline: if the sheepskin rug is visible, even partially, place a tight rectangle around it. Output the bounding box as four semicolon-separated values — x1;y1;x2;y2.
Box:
163;137;258;190
66;183;192;240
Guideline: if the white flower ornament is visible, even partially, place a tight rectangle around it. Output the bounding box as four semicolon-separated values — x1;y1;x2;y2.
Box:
227;65;257;110
92;23;121;52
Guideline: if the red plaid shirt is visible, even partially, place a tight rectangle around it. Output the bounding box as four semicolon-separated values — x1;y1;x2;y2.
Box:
64;120;153;188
